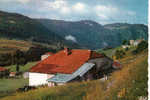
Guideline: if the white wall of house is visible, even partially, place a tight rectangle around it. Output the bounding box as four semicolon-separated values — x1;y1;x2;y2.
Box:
29;72;54;86
122;45;130;49
48;82;55;87
57;83;65;86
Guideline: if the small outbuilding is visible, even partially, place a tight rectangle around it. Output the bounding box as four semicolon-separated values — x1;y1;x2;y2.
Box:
0;67;9;78
9;72;16;77
41;52;54;60
112;61;122;69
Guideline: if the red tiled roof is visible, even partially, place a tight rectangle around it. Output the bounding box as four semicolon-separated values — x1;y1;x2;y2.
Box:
10;72;16;74
30;49;104;74
30;63;60;74
0;67;7;72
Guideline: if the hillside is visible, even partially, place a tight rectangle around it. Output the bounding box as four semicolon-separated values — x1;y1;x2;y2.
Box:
104;23;148;41
0;10;147;50
0;48;147;100
0;38;62;53
38;19;148;49
0;39;33;53
0;39;59;66
0;11;73;48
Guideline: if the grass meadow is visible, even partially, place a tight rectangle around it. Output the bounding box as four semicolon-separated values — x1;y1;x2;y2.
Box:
0;61;37;98
0;78;28;98
0;49;147;100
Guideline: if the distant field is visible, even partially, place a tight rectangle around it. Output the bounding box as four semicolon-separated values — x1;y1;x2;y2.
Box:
97;47;119;58
0;39;33;53
97;46;136;58
0;38;58;54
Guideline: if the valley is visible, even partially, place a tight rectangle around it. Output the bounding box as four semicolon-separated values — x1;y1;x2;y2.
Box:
0;10;148;100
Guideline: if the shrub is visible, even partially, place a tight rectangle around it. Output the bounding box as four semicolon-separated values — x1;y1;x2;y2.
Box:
115;50;126;59
136;40;148;53
132;40;148;55
125;47;129;51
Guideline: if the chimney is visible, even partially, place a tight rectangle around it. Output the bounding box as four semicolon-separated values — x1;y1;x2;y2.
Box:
64;48;71;55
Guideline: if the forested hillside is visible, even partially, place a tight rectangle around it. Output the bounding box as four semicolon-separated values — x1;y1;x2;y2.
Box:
38;19;148;49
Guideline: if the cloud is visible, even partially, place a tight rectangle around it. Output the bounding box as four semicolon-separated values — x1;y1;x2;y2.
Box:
127;11;136;16
65;35;77;43
60;7;70;14
97;14;109;20
44;0;67;10
37;0;71;15
95;5;119;13
0;0;11;2
72;2;87;13
1;0;30;4
94;5;136;24
0;0;142;25
17;0;30;4
95;5;119;20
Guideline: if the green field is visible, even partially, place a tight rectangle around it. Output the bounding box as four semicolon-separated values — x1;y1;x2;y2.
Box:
0;78;28;98
0;61;37;99
97;46;122;58
97;46;136;59
6;61;37;72
0;48;147;100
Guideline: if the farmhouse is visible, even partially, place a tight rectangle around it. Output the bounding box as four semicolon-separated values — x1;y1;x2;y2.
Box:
29;48;113;86
130;39;144;46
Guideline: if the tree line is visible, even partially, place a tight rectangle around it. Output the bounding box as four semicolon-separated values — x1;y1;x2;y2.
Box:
0;45;56;67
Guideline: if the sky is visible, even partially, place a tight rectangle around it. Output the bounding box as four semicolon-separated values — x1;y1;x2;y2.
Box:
0;0;148;25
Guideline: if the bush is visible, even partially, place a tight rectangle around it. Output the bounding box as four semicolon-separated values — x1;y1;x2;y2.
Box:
136;40;148;53
115;50;126;59
125;47;129;51
132;40;148;55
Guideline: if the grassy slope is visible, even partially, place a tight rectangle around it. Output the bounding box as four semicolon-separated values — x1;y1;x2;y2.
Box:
0;49;148;100
6;61;37;72
85;50;148;100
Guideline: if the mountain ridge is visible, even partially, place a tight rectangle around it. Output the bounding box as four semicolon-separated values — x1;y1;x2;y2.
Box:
0;10;148;49
37;19;148;49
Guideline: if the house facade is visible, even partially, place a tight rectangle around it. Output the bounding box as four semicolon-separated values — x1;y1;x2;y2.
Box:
29;48;113;87
29;72;54;86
